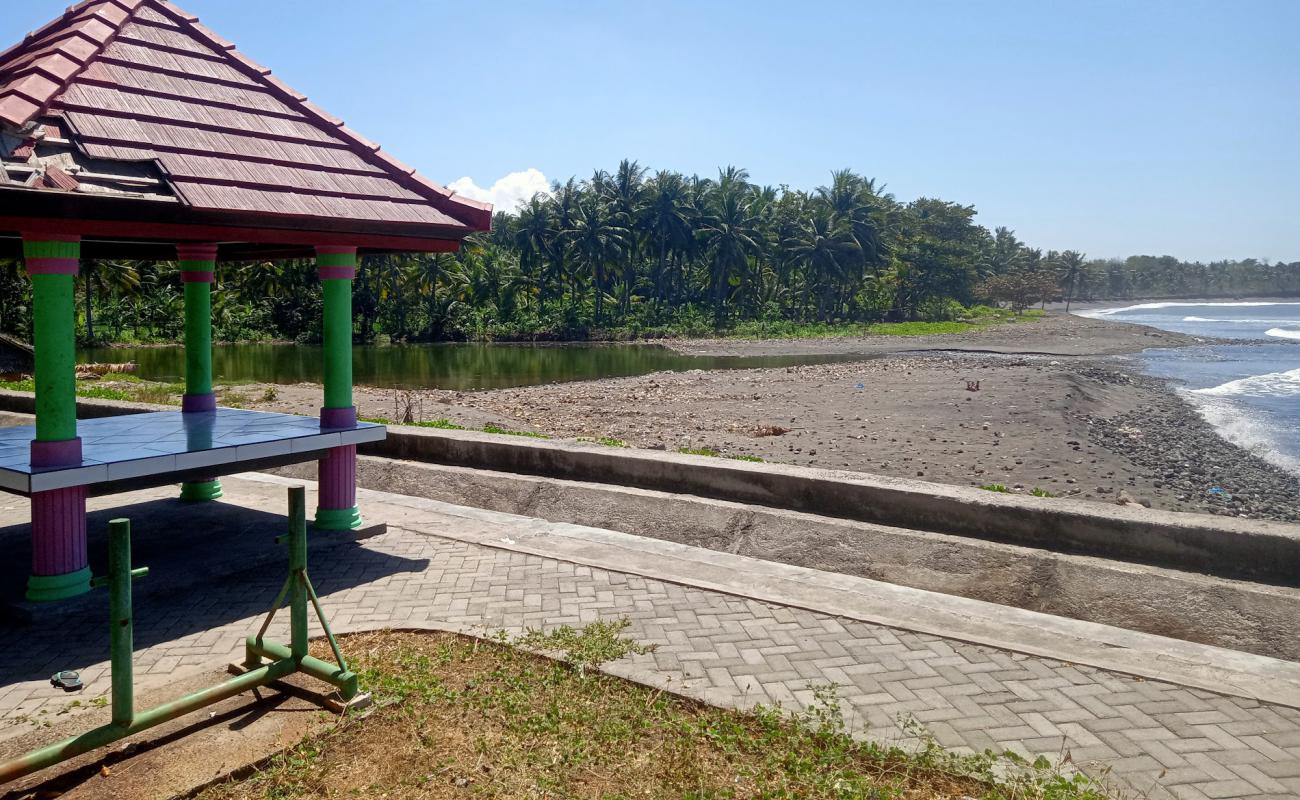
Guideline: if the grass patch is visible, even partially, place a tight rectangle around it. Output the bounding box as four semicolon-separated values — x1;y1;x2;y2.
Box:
194;625;1111;800
724;309;1043;341
1030;487;1056;498
0;378;35;393
980;483;1011;493
362;415;549;439
481;424;550;439
678;446;763;462
1;377;185;405
678;446;722;457
578;436;629;448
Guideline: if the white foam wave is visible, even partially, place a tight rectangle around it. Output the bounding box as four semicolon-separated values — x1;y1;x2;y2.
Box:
1192;368;1300;399
1182;316;1224;322
1185;394;1300;475
1079;301;1300;318
1266;328;1300;341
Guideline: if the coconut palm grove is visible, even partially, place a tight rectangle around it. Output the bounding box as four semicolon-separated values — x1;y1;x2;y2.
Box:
1;161;1297;346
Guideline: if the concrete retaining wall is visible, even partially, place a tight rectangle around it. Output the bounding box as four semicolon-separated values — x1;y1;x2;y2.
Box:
3;389;1298;586
366;424;1300;586
273;456;1300;661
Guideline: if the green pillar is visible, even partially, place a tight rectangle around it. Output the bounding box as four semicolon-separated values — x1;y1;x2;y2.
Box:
24;234;91;602
26;238;79;444
319;259;354;412
315;246;361;530
177;244;221;502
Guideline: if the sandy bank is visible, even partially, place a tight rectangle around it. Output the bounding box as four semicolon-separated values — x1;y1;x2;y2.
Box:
663;311;1215;357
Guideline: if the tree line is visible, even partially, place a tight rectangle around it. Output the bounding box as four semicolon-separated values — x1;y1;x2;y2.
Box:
1;161;1296;345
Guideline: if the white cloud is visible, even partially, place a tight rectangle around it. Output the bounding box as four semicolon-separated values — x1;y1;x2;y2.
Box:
447;168;549;214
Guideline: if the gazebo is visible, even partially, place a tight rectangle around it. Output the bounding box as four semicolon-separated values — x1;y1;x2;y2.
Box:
0;0;491;602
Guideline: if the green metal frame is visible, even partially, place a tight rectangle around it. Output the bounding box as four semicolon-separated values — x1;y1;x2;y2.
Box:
0;486;358;786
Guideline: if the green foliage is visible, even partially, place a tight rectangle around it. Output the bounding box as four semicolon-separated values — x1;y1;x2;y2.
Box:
678;446;722;457
515;618;654;674
980;483;1011;493
480;423;550;439
1030;487;1056;497
2;165;1293;349
578;436;628;447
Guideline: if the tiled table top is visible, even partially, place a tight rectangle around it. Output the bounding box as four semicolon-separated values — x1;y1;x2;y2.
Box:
0;409;385;494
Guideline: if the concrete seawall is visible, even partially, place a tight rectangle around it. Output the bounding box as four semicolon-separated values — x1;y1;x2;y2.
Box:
4;389;1299;587
366;421;1300;586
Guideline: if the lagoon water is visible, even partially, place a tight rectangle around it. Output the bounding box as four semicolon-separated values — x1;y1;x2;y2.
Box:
1078;302;1300;474
79;342;860;392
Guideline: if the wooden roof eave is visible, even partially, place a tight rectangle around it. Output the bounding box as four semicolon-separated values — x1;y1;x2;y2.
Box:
0;184;471;257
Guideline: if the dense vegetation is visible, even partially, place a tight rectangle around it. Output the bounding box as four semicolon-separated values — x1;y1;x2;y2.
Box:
1;162;1295;344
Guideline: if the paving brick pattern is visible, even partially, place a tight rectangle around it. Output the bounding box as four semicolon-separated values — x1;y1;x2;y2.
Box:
3;520;1300;798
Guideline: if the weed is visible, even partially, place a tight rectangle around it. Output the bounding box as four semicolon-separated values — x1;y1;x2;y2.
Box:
1031;487;1056;498
481;424;550;439
678;446;721;457
578;436;628;448
980;483;1011;493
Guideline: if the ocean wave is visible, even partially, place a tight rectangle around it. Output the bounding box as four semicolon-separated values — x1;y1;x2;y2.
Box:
1079;301;1300;318
1183;316;1225;322
1266;328;1300;341
1184;394;1300;475
1192;367;1300;398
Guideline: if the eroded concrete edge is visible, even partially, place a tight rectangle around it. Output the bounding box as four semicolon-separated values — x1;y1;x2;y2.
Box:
235;471;1300;709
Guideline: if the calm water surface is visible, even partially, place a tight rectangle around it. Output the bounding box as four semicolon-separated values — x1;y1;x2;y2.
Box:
78;342;862;391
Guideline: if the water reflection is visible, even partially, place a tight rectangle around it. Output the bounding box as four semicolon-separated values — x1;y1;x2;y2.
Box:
79;342;863;391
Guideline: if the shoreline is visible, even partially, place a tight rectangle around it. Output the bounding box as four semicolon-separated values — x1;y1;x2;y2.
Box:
217;313;1297;522
14;312;1298;522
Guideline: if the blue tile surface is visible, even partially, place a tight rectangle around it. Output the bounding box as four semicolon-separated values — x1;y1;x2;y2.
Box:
0;410;385;494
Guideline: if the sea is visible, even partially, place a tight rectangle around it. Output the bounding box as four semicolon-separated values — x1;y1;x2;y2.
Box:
1075;301;1300;475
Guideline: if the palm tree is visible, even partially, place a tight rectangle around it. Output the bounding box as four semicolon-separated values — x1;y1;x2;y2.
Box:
642;170;692;308
606;159;647;314
80;259;139;343
784;209;864;321
698;167;762;324
562;196;630;322
514;194;553;311
1055;250;1087;311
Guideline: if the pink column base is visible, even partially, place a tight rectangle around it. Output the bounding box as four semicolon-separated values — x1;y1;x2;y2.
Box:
318;444;357;510
31;485;88;576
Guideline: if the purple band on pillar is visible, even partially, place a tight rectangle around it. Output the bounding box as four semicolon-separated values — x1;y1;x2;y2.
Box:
180;271;214;283
318;444;357;510
320;406;357;429
30;437;83;468
177;243;219;261
25;258;79;275
182;393;218;413
31;485;88;576
318;265;356;280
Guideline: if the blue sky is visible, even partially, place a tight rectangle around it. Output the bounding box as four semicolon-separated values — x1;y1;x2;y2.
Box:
6;1;1298;261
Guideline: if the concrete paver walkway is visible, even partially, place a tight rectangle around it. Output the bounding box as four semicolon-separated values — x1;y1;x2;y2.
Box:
2;475;1299;799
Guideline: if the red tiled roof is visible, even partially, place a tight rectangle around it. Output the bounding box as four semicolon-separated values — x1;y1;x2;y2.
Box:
0;0;491;253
